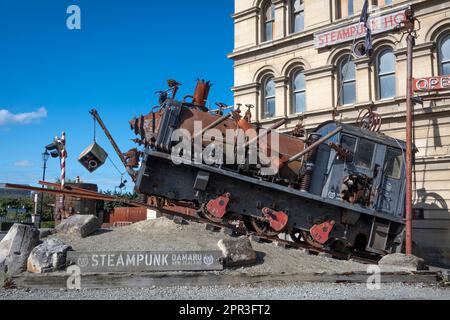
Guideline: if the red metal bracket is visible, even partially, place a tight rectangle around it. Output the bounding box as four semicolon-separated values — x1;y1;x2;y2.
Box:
206;193;231;219
310;221;335;245
262;208;289;232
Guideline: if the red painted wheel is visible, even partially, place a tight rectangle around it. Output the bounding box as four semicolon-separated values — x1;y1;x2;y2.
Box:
201;204;224;223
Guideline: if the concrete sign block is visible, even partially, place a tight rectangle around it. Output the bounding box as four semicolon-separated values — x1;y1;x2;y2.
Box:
67;251;224;273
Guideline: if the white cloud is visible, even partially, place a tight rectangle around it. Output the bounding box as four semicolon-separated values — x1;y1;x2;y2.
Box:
0;107;48;126
14;160;33;168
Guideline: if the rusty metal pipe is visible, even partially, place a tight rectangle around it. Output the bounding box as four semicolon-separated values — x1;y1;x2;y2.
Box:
90;109;137;182
244;117;287;149
286;127;343;164
192;113;232;142
38;181;103;197
5;183;143;208
405;32;414;256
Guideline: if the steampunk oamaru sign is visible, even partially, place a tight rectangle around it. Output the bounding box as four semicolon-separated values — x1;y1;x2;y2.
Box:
67;251;224;273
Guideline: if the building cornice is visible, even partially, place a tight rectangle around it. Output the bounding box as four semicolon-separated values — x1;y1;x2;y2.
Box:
229;0;437;63
232;82;260;92
395;41;436;61
232;7;259;22
257;100;450;129
355;57;372;69
303;65;334;80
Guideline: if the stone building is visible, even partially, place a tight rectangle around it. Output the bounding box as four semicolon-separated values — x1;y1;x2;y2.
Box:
229;0;450;266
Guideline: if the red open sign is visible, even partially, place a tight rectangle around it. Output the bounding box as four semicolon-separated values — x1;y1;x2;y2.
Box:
413;76;450;92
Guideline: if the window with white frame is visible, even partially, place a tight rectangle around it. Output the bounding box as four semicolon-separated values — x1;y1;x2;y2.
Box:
292;0;304;33
263;2;275;42
339;56;356;105
377;49;396;100
263;77;276;119
292;70;306;114
440;34;450;76
374;0;393;7
337;0;354;19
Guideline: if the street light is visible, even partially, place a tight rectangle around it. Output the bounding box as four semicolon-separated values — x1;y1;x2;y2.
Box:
37;150;51;228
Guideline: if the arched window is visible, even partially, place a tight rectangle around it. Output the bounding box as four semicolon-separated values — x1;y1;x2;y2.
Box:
337;0;354;19
292;0;304;33
440;34;450;75
377;49;396;100
263;2;275;42
263;77;276;119
373;0;393;6
292;70;306;114
339;56;356;105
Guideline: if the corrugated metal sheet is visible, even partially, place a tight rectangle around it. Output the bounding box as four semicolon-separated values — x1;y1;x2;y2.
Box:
109;207;148;224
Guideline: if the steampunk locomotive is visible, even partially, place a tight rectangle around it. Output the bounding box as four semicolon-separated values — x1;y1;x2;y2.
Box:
130;80;407;256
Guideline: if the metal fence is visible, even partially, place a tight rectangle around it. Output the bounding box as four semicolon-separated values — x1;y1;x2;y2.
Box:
0;216;33;224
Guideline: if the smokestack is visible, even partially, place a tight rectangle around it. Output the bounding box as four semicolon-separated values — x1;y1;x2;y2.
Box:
192;79;212;108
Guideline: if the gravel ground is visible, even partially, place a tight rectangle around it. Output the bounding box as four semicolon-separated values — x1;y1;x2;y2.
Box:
1;282;449;300
51;217;382;275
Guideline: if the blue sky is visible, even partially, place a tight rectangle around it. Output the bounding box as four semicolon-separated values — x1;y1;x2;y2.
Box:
0;0;234;192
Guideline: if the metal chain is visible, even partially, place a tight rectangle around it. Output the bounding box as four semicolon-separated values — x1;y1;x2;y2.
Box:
108;156;125;177
93;115;97;143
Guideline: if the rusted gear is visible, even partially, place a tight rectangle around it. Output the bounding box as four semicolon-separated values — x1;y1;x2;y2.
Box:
357;108;382;132
292;118;307;138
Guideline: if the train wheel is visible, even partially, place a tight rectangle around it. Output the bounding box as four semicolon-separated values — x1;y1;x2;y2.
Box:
249;217;279;237
301;231;325;249
200;204;224;224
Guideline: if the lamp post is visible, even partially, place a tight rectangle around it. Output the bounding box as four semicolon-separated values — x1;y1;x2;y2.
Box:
38;150;50;228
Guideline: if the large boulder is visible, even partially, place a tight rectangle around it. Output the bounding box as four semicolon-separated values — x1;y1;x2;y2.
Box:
56;215;100;238
0;265;5;287
39;228;56;240
27;238;72;273
217;237;257;267
379;253;428;271
0;224;40;276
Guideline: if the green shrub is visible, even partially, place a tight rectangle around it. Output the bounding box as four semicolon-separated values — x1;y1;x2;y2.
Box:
40;221;55;229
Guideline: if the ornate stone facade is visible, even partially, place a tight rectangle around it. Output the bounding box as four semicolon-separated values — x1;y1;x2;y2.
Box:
229;0;450;265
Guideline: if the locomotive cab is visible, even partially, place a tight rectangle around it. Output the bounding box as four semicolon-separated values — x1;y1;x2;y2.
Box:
310;121;408;220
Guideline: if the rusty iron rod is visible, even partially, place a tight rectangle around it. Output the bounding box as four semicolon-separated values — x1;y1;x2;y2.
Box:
38;181;104;197
405;32;414;256
244;117;288;149
5;183;147;209
418;94;450;102
192;113;232;141
90;109;137;182
6;183;117;201
286;127;343;164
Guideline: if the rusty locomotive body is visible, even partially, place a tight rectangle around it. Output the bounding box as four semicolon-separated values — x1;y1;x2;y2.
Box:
132;81;407;256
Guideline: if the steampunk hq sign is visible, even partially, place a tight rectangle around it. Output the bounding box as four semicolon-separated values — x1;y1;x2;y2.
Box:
67;251;224;273
314;9;407;49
